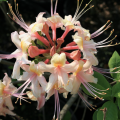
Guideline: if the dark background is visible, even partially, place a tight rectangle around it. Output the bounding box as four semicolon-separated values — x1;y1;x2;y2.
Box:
0;0;120;120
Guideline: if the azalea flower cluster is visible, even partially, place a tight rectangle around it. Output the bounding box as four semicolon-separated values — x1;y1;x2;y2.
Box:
0;0;117;119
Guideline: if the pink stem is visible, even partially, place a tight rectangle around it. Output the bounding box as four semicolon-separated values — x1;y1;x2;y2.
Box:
52;25;56;41
62;46;79;51
61;27;71;39
39;49;50;54
44;59;50;64
63;52;72;59
46;33;54;46
35;32;50;47
66;41;76;46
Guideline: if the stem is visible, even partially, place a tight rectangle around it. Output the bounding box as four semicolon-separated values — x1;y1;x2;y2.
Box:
61;27;71;39
52;24;56;41
62;46;79;51
66;41;76;46
35;32;50;47
46;33;54;46
60;94;78;120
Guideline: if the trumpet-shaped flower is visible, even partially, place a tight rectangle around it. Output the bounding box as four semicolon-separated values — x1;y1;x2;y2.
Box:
73;32;98;66
17;61;47;109
39;53;78;98
0;31;31;79
0;73;17;116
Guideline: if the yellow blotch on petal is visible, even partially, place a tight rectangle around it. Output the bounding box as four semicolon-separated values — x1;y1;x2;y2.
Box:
31;23;43;33
51;53;66;67
83;29;91;41
73;60;84;75
74;36;83;50
21;40;30;53
29;62;42;76
0;80;5;96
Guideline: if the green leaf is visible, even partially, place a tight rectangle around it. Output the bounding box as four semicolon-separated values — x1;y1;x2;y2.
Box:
118;110;120;119
116;98;120;109
93;110;98;120
108;51;120;80
112;82;120;98
62;111;71;120
97;101;118;120
94;71;111;89
0;0;7;1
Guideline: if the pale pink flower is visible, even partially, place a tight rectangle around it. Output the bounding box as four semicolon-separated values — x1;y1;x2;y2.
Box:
73;32;98;66
0;31;31;79
0;73;17;116
39;53;78;99
17;61;47;109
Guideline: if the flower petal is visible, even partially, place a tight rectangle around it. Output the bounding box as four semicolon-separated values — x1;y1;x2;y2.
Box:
11;31;21;50
62;60;79;73
4;97;14;110
45;73;57;93
36;95;45;110
39;62;55;73
37;76;47;91
3;73;11;87
12;61;20;79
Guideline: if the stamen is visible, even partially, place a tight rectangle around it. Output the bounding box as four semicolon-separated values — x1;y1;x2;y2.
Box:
7;2;29;31
73;0;93;22
75;5;94;21
91;20;110;37
78;90;96;110
72;0;83;22
51;0;53;16
91;21;112;38
54;0;58;14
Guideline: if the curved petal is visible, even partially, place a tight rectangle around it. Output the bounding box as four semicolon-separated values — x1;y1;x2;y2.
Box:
62;60;79;73
3;73;11;87
83;50;98;66
36;95;45;110
4;97;14;110
45;73;57;93
37;76;47;91
3;107;16;116
12;60;20;79
79;71;98;84
46;89;54;100
19;53;31;64
31;79;41;98
58;69;68;86
83;60;92;71
18;72;32;81
71;75;81;94
36;12;46;23
38;62;55;73
20;64;30;72
11;31;21;49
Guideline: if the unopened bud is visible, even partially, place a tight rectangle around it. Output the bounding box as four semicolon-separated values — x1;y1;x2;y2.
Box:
42;23;49;34
70;50;81;60
28;46;40;58
57;38;64;45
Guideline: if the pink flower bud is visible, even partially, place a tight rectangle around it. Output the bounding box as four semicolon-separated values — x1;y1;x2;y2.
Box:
57;38;64;45
42;23;49;35
70;50;81;60
28;46;40;58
